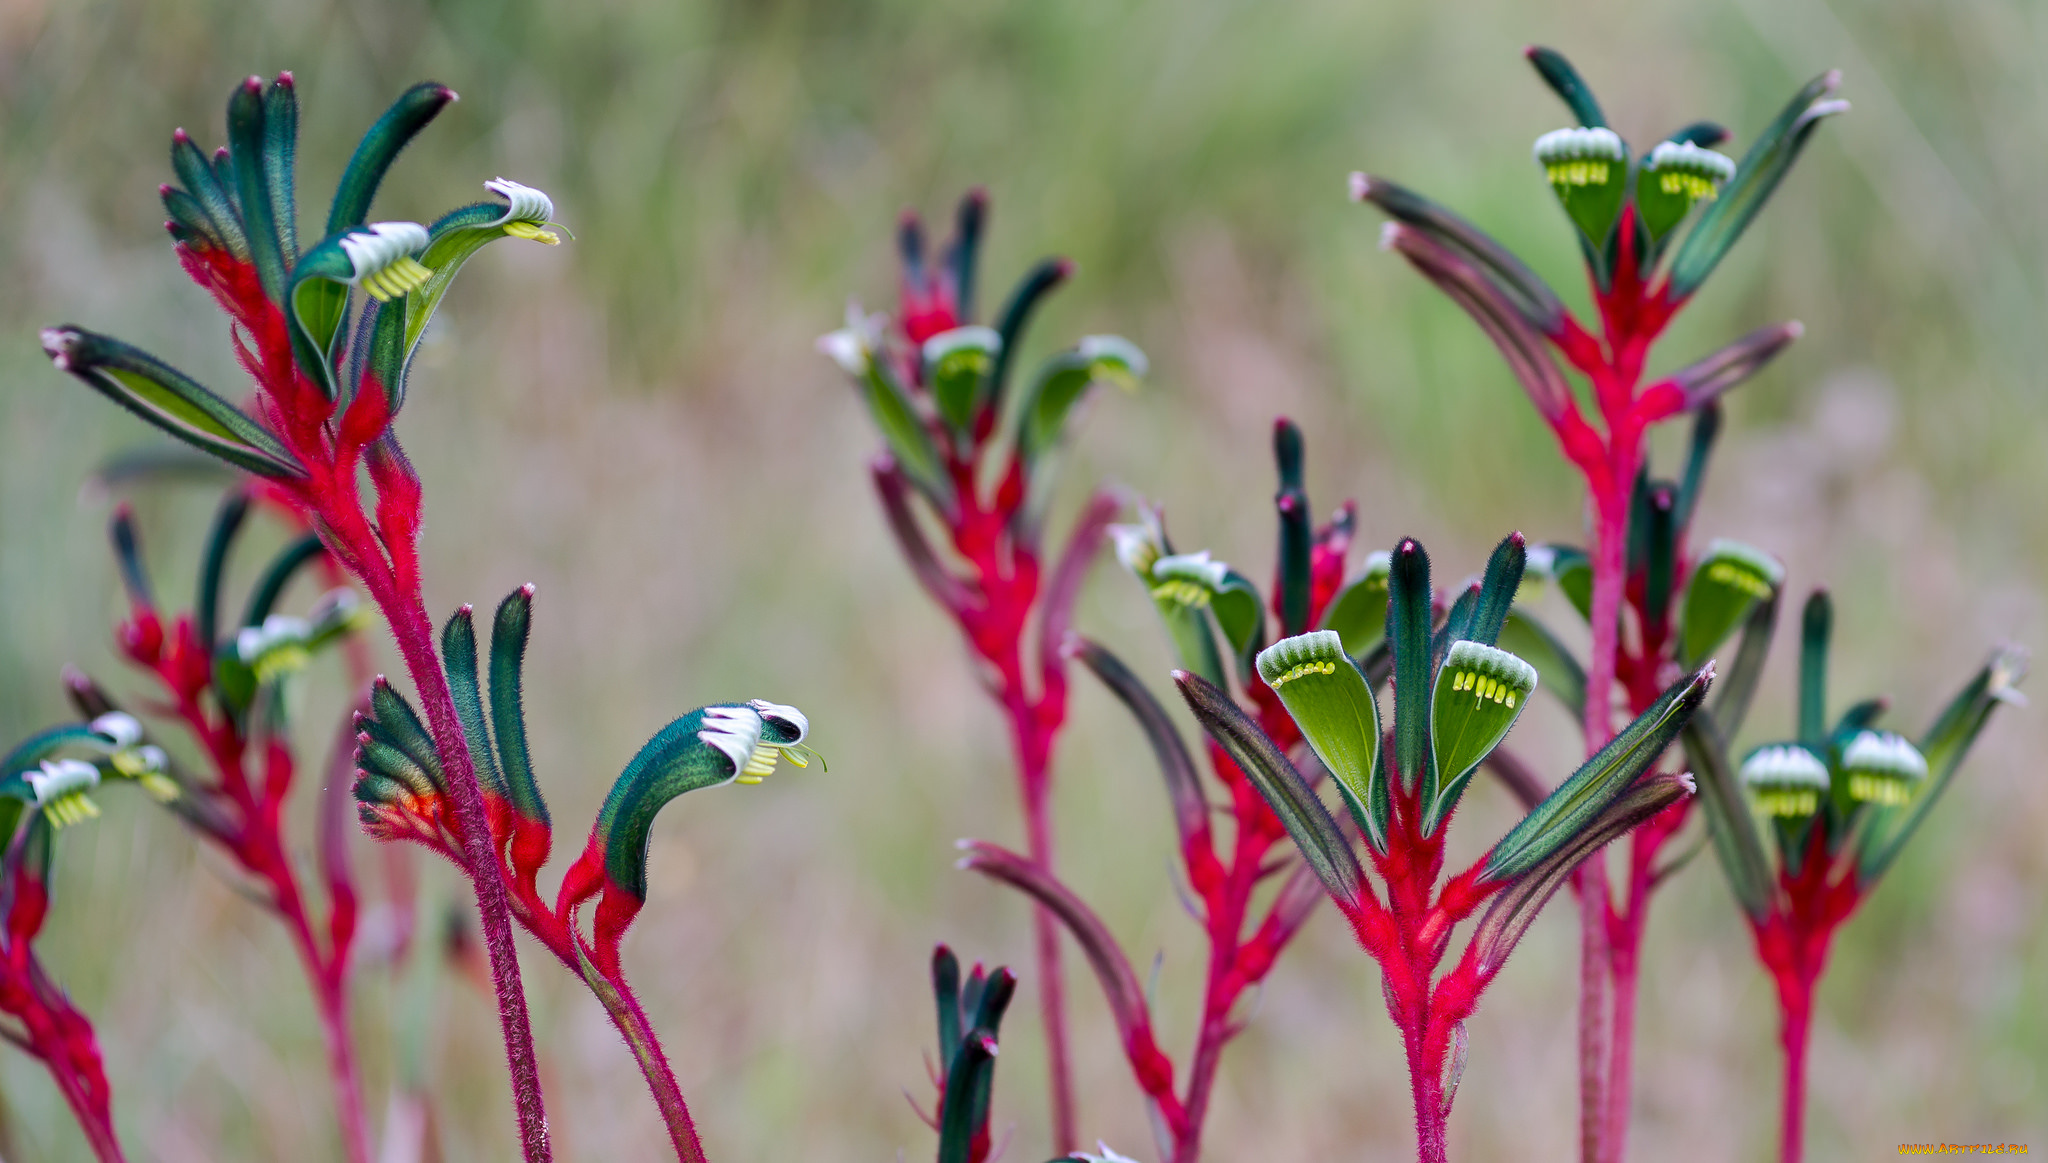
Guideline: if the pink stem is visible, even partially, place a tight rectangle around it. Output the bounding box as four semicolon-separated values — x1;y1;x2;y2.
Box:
372;581;552;1163
1574;477;1635;1163
1604;899;1642;1163
582;957;707;1163
315;971;372;1163
1777;970;1815;1163
1403;1009;1449;1163
1020;759;1076;1155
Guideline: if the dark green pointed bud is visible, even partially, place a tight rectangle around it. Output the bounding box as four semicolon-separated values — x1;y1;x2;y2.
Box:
1838;730;1927;806
1534;126;1628;245
1426;641;1537;834
1257;630;1386;853
1739;743;1829;818
1678;540;1784;667
1636;140;1736;239
922;325;1001;434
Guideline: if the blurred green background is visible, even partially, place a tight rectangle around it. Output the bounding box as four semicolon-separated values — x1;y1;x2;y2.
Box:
1;0;2044;1158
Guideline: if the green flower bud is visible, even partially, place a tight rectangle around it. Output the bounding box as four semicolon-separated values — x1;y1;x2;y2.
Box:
1740;743;1829;818
1534;126;1628;244
1839;729;1927;806
1636;139;1736;239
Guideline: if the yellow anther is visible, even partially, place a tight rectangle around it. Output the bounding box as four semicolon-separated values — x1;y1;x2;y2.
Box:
503;221;562;245
1505;692;1517;708
1755;788;1820;818
1847;773;1913;806
1659;171;1720;201
735;774;764;785
1150;579;1214;610
1270;660;1337;688
1546;160;1613;188
1707;560;1774;599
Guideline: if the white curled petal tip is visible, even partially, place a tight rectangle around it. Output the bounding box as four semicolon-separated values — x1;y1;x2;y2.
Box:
30;758;101;805
484;178;556;225
697;704;765;778
1078;334;1148;378
817;327;869;376
90;712;143;749
338;222;430;280
747;699;809;744
1348;171;1373;202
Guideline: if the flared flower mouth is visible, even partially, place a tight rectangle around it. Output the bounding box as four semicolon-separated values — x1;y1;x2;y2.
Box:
1643;140;1736;201
338;222;434;300
29;758;103;827
697;701;819;785
482;178;562;244
1741;743;1830;818
1534;126;1626;187
1839;730;1927;805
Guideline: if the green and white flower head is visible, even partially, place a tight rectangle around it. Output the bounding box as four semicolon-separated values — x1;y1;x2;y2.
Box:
1149;550;1229;610
30;758;102;828
1076;334;1149;387
817;302;887;377
697;700;815;786
338;221;433;301
1637;140;1737;238
1643;141;1736;201
1534;126;1627;187
1109;504;1169;581
1534;126;1629;246
1678;540;1785;665
1839;729;1928;806
87;711;179;801
237;613;314;682
89;712;142;751
1440;640;1537;711
1741;743;1830;818
482;178;561;244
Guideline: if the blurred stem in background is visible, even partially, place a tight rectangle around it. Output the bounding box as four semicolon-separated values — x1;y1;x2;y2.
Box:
66;493;380;1162
1354;46;1843;1162
962;420;1350;1162
823;189;1146;1153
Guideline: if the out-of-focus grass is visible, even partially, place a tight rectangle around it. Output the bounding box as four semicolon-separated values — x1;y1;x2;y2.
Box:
1;0;2044;1158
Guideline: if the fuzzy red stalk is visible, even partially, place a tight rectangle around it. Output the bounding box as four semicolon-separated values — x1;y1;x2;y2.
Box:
1748;828;1862;1163
866;194;1107;1153
171;208;552;1161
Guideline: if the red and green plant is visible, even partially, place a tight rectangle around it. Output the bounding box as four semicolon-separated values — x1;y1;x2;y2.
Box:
40;73;812;1163
1683;592;2022;1162
1350;46;1848;1162
821;190;1142;1153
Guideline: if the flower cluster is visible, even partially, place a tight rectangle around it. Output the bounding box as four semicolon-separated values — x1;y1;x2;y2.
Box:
1174;531;1709;1163
1350;46;1847;1161
823;189;1143;1150
54;494;377;1160
960;420;1353;1163
0;712;189;1161
1683;592;2023;1162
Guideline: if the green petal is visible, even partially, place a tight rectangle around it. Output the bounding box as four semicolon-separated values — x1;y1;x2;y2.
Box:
922;326;1000;436
1257;631;1386;853
1678;540;1784;667
42;328;304;480
1427;641;1537;834
1318;551;1391;656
